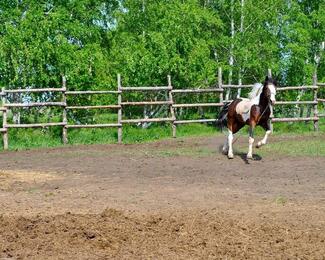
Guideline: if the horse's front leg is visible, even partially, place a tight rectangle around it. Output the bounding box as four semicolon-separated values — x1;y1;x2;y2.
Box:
256;120;271;148
256;130;271;148
247;125;255;159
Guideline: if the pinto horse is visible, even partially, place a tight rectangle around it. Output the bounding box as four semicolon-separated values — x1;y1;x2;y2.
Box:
217;76;277;159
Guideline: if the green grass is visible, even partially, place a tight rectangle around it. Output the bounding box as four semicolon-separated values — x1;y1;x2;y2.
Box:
274;195;287;206
4;123;220;151
234;133;325;157
3;118;325;153
259;136;325;157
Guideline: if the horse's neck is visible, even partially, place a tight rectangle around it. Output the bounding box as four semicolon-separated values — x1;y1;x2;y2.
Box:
258;92;269;109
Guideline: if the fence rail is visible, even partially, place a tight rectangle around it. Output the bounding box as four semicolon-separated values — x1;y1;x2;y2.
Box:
66;105;120;110
4;102;66;107
277;86;318;91
5;122;66;128
66;90;120;95
272;117;319;123
222;84;254;89
172;88;223;93
0;67;324;150
66;123;121;128
4;88;65;93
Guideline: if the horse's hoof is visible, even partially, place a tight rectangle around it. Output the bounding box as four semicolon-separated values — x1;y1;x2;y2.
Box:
246;154;253;160
256;142;263;148
228;153;234;159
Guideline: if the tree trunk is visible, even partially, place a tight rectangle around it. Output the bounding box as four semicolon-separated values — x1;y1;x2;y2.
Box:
237;0;244;98
226;0;235;101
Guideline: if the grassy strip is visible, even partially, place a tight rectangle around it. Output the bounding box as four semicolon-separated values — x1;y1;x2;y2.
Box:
4;123;218;151
259;137;325;157
3;118;325;151
152;134;325;158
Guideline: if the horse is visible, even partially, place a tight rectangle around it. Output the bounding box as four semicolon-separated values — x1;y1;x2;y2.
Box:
217;76;277;159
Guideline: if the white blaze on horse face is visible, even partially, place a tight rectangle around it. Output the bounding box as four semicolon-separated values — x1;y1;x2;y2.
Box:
268;84;276;104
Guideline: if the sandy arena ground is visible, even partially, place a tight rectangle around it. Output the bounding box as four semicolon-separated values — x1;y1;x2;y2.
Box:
0;135;324;259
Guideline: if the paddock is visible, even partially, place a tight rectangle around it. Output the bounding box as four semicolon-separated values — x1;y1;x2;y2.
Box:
0;135;324;259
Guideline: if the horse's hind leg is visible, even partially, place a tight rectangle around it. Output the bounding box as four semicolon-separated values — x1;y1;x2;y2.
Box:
227;130;234;159
247;124;256;159
222;137;228;154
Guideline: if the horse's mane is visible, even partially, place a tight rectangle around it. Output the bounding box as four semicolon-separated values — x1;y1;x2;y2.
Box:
248;83;263;100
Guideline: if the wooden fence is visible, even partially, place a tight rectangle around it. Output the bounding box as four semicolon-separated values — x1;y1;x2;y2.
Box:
0;67;323;150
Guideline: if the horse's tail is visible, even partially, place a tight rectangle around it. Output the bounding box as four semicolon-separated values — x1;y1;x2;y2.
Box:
216;103;229;130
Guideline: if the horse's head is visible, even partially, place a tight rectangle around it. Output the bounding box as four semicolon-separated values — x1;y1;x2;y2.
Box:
263;76;277;105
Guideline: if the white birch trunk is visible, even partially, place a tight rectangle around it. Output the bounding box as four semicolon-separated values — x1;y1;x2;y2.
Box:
226;0;235;101
237;0;244;98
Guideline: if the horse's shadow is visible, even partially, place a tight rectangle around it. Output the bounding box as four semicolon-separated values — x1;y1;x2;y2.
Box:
237;152;262;164
218;145;262;164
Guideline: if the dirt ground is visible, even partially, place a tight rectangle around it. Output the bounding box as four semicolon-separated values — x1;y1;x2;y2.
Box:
0;135;324;259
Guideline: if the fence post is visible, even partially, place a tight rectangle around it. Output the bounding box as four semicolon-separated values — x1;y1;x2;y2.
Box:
313;72;319;131
117;74;122;143
1;87;8;150
267;68;274;132
62;76;68;144
218;67;223;103
168;75;176;138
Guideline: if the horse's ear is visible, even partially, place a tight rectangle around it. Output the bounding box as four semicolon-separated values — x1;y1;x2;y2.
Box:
265;75;269;82
272;74;279;86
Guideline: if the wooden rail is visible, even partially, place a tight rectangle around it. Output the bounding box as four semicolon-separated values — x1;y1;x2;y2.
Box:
66;105;120;110
66;90;120;95
0;67;324;150
66;123;121;128
172;88;223;93
4;102;66;107
275;101;318;105
172;103;223;108
121;101;172;106
6;122;66;128
272;117;319;122
121;86;171;91
222;84;254;89
277;86;317;91
4;88;65;93
121;118;173;124
175;119;217;124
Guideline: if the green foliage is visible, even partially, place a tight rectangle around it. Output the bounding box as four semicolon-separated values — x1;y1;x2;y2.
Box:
1;0;325;87
108;0;222;87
